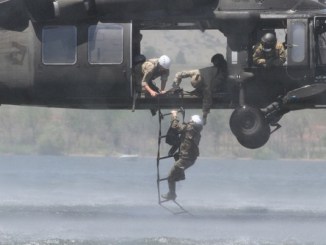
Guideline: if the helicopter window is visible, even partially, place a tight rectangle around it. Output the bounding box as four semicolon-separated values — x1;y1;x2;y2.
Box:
290;22;305;63
316;26;326;65
42;26;77;65
88;23;123;64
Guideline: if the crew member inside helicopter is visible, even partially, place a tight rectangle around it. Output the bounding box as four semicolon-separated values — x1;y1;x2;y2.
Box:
253;32;286;67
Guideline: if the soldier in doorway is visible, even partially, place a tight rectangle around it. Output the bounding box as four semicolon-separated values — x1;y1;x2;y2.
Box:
134;55;171;97
172;53;228;125
253;32;286;67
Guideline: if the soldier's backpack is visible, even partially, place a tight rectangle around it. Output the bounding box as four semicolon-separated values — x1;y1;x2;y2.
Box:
165;125;180;156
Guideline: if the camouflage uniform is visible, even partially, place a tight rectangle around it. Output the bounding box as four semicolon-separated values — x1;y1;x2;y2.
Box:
134;58;169;94
253;42;286;67
166;115;203;197
174;66;227;117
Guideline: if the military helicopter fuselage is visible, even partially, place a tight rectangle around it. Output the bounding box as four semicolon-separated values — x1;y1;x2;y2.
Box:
1;0;326;148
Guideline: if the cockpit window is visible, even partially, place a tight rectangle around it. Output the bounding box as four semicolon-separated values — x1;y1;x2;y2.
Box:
88;23;123;64
42;26;77;65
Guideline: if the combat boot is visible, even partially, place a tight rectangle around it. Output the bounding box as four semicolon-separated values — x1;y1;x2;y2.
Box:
162;181;177;200
161;192;177;200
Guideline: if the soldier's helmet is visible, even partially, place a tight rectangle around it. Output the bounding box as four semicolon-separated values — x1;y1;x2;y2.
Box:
191;115;203;125
158;55;171;69
261;33;277;51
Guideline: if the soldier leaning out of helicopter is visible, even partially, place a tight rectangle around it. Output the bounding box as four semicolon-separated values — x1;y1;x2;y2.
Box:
253;32;286;68
133;55;171;97
172;53;228;125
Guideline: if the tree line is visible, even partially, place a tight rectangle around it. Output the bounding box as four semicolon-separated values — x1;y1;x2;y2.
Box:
0;105;326;159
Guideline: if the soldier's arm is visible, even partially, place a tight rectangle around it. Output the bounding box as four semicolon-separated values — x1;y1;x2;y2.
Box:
171;117;182;132
274;44;286;65
141;62;153;86
171;111;186;133
174;70;198;85
142;63;158;96
253;46;266;66
202;84;212;120
160;71;169;91
267;43;286;66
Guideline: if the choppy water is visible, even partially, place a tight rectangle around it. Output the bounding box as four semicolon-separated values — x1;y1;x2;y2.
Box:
0;155;326;244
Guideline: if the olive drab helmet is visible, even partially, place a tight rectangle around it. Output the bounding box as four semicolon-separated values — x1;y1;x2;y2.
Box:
261;33;277;51
191;115;203;125
158;55;171;69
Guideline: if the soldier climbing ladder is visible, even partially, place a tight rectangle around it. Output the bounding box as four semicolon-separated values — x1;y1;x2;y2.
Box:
156;108;192;215
153;88;196;215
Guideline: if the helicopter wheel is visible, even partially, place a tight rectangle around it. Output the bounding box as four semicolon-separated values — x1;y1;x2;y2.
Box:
229;106;271;149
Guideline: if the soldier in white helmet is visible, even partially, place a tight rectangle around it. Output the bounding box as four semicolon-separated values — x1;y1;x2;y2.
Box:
161;111;203;201
134;55;171;97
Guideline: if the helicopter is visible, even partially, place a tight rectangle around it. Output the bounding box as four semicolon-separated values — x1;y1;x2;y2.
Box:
1;0;326;149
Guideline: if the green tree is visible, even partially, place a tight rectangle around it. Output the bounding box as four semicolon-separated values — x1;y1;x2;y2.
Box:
37;123;65;155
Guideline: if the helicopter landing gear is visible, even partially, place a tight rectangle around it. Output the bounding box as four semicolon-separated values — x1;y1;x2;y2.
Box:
229;105;271;149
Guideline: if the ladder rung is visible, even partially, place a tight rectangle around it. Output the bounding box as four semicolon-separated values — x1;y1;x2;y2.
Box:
159;199;170;204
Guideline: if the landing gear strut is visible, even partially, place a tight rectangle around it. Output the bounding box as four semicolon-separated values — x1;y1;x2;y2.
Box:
228;71;272;149
229;83;326;149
